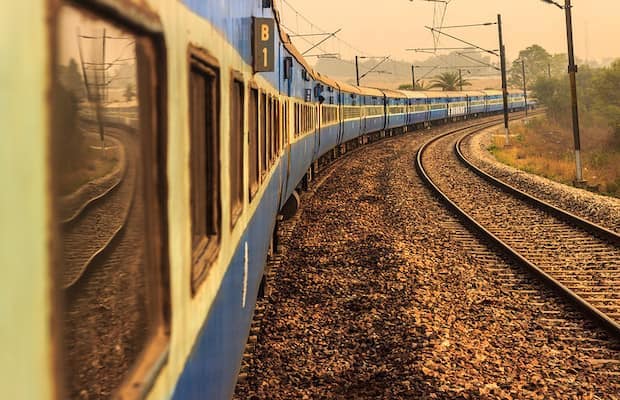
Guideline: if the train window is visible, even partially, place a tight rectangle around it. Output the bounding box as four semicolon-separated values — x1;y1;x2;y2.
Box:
249;87;259;200
267;97;273;164
189;51;221;286
51;5;169;399
293;103;297;137
294;103;299;137
265;96;272;167
274;100;281;155
260;92;267;176
270;98;276;162
283;102;287;149
230;76;245;226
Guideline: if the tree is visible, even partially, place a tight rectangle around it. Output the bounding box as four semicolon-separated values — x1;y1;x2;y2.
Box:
124;83;136;102
59;58;86;100
549;53;568;77
533;58;620;141
428;72;471;91
592;60;620;138
509;44;552;87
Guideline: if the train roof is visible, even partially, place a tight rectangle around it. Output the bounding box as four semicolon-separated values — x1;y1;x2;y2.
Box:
463;90;487;97
376;88;408;99
424;91;450;99
358;86;385;97
337;81;363;95
313;71;339;91
398;90;429;99
481;89;503;96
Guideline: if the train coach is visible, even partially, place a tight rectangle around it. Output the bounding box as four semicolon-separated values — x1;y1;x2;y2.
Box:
0;0;528;399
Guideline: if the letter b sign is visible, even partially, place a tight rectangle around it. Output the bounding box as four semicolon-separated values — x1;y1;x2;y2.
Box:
253;18;275;72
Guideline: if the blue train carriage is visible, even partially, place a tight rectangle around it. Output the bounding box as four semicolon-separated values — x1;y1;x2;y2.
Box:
466;90;487;117
401;90;430;128
161;2;306;400
360;86;388;136
483;89;504;113
278;28;319;192
337;82;364;144
446;91;469;121
380;88;409;132
312;73;341;158
0;0;328;399
426;91;450;122
508;88;526;111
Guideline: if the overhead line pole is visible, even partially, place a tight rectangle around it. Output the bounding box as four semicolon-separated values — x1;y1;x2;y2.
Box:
563;0;584;184
355;56;360;86
522;59;529;117
497;14;510;145
540;0;583;184
411;65;416;90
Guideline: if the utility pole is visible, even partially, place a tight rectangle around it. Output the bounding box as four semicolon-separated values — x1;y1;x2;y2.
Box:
497;14;510;145
521;59;528;117
411;65;416;90
564;0;584;184
355;56;360;86
459;68;463;91
540;0;584;185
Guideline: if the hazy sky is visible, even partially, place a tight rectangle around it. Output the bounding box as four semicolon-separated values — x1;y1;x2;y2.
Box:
277;0;620;64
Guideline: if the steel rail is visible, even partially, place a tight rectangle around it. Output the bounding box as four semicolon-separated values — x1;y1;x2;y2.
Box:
456;132;620;245
416;120;620;339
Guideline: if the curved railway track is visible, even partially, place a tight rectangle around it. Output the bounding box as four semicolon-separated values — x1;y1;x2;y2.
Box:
61;126;136;288
417;120;620;337
236;114;620;399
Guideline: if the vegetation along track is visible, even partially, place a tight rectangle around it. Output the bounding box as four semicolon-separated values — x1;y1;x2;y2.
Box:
235;114;620;399
417;119;620;337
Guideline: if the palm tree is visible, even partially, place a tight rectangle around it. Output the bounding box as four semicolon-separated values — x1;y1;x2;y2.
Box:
428;72;472;91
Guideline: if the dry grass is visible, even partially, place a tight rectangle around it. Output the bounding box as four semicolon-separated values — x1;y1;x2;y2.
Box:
488;117;620;197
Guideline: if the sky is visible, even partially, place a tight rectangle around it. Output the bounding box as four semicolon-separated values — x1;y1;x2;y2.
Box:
276;0;620;65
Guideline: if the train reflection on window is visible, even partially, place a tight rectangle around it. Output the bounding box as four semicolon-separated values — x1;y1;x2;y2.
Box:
52;5;168;399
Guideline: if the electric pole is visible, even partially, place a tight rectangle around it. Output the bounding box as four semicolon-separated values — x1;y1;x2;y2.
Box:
411;65;416;90
355;56;360;86
564;0;584;184
497;14;510;145
521;59;528;117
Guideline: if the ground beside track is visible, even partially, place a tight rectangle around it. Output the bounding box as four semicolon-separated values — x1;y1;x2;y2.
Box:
464;124;620;232
235;125;620;400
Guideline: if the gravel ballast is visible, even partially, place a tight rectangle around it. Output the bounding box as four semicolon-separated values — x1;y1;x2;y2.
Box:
235;124;620;400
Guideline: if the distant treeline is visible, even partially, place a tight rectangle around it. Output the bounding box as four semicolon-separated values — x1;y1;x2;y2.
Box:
532;60;620;141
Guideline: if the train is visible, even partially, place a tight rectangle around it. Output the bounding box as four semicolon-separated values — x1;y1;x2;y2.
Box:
0;0;535;399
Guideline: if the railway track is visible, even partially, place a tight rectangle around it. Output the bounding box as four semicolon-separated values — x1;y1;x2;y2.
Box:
61;127;136;288
417;119;620;337
235;114;620;399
